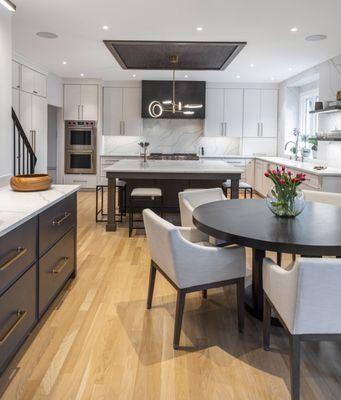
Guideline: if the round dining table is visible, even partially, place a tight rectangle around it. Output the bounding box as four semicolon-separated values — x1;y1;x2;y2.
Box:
192;199;341;320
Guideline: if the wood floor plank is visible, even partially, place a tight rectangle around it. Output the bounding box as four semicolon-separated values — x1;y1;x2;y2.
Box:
1;191;341;399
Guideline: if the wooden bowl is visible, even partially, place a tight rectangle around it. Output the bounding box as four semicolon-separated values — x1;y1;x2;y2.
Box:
10;174;52;192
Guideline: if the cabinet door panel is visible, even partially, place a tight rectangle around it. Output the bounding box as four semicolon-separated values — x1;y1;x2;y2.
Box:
32;95;47;173
204;88;224;136
123;87;142;136
224;89;243;137
260;89;278;137
64;85;81;120
12;61;20;89
19;91;32;136
103;87;123;135
34;72;47;98
243;89;261;137
81;85;98;120
21;65;35;94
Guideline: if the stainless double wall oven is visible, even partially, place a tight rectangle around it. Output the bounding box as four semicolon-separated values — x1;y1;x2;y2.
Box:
65;120;97;174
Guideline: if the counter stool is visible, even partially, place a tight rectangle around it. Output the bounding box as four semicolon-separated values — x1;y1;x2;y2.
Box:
129;188;163;237
96;179;126;223
222;180;253;199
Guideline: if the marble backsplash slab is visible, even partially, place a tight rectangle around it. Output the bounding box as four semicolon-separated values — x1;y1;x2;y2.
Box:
102;119;240;156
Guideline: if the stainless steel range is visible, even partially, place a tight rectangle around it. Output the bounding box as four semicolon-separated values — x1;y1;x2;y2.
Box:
148;153;199;160
65;120;97;174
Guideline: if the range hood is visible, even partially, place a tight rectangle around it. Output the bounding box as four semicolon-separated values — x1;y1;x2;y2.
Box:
103;40;246;70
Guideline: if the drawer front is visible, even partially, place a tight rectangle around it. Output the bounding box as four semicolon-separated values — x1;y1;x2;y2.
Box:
0;265;36;374
39;194;76;256
39;229;75;316
0;217;37;295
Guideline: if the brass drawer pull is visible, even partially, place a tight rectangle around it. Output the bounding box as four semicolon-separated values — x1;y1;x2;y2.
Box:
52;212;71;226
0;247;27;272
0;310;27;345
51;257;69;274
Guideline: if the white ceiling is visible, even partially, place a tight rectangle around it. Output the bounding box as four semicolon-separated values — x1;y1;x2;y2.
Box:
12;0;341;83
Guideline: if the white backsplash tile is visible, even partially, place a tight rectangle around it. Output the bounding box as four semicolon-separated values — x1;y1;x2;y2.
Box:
102;119;240;156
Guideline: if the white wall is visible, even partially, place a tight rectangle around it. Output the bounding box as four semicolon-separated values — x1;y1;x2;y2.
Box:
0;7;12;185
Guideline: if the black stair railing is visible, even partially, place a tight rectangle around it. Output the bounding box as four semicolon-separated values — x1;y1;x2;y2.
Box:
12;107;37;175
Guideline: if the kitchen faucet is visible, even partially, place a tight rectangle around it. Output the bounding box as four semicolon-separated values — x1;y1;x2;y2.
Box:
285;133;300;161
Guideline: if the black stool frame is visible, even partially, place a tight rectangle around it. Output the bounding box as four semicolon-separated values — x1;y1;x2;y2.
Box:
129;194;163;237
96;184;126;223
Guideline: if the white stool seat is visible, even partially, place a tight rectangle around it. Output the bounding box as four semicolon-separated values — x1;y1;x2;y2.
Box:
116;179;126;187
222;180;252;189
131;188;162;197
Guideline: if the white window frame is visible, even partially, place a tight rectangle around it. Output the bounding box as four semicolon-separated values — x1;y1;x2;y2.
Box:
299;88;319;138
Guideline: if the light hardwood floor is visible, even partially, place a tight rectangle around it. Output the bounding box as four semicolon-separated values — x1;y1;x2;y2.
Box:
1;192;341;399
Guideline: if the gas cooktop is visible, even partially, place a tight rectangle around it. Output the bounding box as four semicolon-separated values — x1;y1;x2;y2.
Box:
148;153;199;161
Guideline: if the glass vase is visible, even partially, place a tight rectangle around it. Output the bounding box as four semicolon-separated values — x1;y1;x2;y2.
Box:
266;186;305;217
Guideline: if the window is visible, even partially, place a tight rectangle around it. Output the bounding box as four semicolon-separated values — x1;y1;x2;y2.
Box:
299;89;319;138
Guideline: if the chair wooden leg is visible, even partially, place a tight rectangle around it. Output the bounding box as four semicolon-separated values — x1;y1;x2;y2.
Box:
202;289;207;299
289;335;301;400
263;295;271;350
147;262;157;309
236;278;245;333
173;290;186;350
250;188;253;198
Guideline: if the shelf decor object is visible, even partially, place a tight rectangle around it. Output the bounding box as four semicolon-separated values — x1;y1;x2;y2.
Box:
10;174;52;192
148;55;203;118
265;166;306;217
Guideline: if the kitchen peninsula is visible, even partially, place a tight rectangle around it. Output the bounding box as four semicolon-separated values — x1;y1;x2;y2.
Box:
105;159;242;231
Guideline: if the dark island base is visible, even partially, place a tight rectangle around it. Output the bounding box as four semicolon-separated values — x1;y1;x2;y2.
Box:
125;179;225;211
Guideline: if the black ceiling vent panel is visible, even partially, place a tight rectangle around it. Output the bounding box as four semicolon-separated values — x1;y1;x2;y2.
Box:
103;41;246;70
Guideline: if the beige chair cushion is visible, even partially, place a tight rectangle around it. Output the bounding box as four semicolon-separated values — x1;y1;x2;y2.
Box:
131;188;162;197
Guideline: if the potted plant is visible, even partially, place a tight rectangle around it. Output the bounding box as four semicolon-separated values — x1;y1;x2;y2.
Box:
264;166;306;217
301;134;311;157
308;137;318;159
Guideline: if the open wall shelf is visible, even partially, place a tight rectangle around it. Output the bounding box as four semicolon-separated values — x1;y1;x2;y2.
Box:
310;106;341;114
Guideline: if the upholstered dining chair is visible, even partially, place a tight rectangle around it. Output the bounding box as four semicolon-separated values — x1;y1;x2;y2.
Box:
143;209;246;349
178;188;227;229
303;190;341;206
263;257;341;400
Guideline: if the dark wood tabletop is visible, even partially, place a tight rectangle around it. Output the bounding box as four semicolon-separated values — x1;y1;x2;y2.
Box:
192;199;341;320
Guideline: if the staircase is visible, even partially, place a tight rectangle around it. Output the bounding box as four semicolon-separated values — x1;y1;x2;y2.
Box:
12;107;37;175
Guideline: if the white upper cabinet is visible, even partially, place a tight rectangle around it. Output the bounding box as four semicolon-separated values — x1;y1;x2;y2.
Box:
243;89;261;137
204;88;225;137
81;85;98;121
224;89;243;138
12;61;20;89
64;84;98;121
260;89;278;137
243;89;277;138
103;87;142;136
103;87;123;135
122;87;142;136
21;65;47;97
204;88;243;137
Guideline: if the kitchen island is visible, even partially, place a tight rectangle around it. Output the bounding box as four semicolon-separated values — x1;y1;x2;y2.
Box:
105;159;242;231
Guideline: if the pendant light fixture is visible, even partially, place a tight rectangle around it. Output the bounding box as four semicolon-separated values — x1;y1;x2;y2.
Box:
0;0;16;12
148;55;203;118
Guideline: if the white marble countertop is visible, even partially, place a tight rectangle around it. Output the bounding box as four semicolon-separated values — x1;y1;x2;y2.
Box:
101;153;254;159
257;157;341;176
0;184;80;238
105;159;243;174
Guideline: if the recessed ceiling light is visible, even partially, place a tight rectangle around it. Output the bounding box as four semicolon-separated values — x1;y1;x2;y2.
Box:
250;63;254;67
288;67;292;71
80;73;84;77
102;25;109;30
184;74;189;78
196;27;203;31
62;61;67;65
290;27;298;32
236;75;241;79
305;34;327;42
132;74;136;78
0;0;16;12
36;31;58;39
271;77;275;81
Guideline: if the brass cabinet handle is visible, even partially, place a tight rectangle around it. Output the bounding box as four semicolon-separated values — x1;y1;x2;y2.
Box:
0;310;27;345
0;247;27;272
52;212;71;226
51;257;69;274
